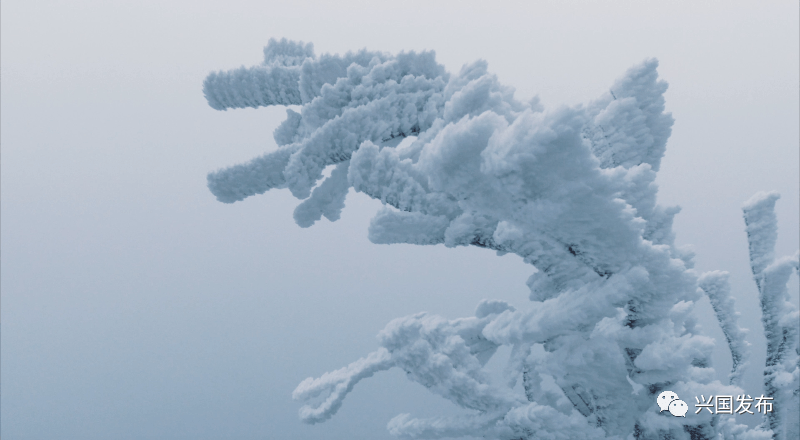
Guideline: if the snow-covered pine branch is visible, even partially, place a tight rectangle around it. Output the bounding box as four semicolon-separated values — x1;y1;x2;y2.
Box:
698;271;751;386
203;39;798;440
743;193;800;440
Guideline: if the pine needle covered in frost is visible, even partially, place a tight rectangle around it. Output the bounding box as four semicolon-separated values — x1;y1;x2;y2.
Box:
203;39;798;440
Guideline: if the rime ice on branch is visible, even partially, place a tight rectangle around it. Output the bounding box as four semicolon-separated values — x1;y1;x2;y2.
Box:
742;192;800;440
698;271;750;386
204;39;798;440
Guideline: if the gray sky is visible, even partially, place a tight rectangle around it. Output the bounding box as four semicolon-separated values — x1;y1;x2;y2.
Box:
2;1;798;439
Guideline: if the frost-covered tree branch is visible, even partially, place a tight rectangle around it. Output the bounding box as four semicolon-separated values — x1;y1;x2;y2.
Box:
698;271;750;386
743;192;800;440
203;38;798;440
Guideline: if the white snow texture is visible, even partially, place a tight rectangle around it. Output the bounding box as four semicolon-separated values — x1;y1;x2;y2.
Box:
742;193;800;440
204;39;799;440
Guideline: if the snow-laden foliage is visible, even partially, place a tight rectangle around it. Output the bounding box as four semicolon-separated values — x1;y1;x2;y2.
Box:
742;193;800;440
204;39;799;440
698;271;750;387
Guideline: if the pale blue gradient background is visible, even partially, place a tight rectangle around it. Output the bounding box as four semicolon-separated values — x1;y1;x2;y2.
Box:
2;1;798;439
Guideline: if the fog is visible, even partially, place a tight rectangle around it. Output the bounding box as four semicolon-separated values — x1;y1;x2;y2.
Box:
2;1;798;439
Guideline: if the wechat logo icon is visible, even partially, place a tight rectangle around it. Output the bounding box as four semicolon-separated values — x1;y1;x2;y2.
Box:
657;391;687;417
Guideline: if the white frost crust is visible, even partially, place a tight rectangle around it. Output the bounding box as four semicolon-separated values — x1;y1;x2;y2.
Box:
261;38;314;67
716;416;774;440
207;145;298;203
206;42;791;439
293;303;520;428
584;58;673;172
698;271;751;386
387;403;609;440
203;38;314;110
292;348;393;424
349;142;458;218
502;403;610;440
368;209;449;245
742;192;799;438
293;161;350;227
757;253;800;437
743;191;780;277
375;311;523;412
203;64;304;110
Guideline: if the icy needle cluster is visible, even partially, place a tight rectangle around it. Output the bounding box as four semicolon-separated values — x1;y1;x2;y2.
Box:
204;39;799;440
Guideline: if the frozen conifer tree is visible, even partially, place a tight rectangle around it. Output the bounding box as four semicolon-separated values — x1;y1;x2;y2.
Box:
203;38;798;440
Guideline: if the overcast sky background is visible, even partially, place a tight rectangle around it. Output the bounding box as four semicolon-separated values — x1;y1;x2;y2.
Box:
2;1;798;439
